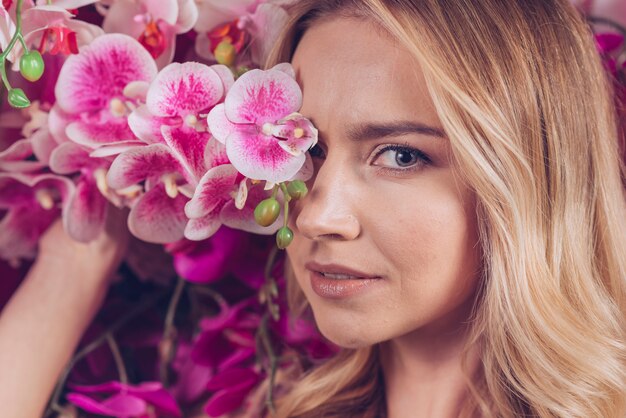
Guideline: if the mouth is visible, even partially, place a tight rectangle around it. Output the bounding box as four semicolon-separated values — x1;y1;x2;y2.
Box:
304;261;381;280
307;269;383;299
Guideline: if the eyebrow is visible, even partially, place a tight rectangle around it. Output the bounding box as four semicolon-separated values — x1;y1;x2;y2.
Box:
346;121;446;141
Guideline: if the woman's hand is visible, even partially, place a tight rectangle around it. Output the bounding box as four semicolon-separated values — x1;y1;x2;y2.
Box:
37;206;130;286
0;206;130;418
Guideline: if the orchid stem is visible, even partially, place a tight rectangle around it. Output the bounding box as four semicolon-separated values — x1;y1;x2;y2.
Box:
0;0;24;93
44;289;169;418
259;313;278;414
159;277;186;387
106;334;128;384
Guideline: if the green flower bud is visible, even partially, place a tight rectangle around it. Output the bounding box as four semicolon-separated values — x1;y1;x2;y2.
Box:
214;40;236;67
254;197;280;227
276;226;294;249
286;180;308;200
19;50;45;82
8;88;30;108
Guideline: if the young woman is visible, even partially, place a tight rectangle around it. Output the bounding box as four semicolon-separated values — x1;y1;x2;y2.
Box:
0;0;624;417
268;0;626;417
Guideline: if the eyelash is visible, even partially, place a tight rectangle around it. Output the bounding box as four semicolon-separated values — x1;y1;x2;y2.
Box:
307;142;432;174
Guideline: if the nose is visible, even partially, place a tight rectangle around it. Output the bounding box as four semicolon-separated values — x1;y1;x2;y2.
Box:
293;157;361;241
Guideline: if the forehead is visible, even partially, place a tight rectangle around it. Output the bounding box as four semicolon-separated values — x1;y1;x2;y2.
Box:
291;17;441;134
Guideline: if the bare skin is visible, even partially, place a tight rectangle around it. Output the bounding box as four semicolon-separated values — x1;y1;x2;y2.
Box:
0;208;129;418
285;17;482;418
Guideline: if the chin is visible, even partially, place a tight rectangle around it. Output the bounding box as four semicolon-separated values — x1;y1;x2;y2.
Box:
312;310;386;349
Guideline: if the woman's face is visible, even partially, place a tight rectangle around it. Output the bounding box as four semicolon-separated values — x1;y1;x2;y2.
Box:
286;17;481;348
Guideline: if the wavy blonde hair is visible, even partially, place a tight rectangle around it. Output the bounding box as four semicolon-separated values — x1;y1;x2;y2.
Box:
263;0;626;417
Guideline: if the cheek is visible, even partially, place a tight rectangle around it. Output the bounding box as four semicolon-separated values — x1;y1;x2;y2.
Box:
374;181;480;308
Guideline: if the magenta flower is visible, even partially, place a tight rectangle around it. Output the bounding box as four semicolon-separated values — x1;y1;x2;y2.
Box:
67;381;181;418
204;367;262;418
0;137;45;172
206;63;317;184
0;173;74;261
191;299;258;372
54;33;158;149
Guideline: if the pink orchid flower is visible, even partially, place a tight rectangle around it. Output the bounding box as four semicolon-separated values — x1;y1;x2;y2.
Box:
101;0;198;67
0;137;46;172
16;2;103;62
194;0;288;66
67;381;182;418
206;63;318;184
106;61;232;244
0;172;74;261
53;33;158;149
127;61;232;145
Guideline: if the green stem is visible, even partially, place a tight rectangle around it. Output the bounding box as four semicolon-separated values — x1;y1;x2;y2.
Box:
259;314;278;414
106;334;128;384
159;277;186;387
0;0;25;92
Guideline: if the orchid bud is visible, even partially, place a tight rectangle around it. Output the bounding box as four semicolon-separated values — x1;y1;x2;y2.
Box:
286;180;308;200
19;50;45;82
8;88;30;108
276;226;293;249
254;197;280;227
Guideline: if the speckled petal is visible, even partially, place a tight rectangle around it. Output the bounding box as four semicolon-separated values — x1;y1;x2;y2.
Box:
224;68;301;125
161;125;210;185
206;103;236;144
225;126;306;183
107;143;180;190
63;175;107;242
183;206;223;241
146;62;224;118
66;118;137;148
185;164;238;219
55;33;157;113
128;184;188;244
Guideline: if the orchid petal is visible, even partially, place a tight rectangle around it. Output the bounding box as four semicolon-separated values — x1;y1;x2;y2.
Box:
30;129;59;165
193;0;256;32
55;33;157;113
128;184;188;243
146;62;224;118
225;125;306;183
66;118;138;148
67;393;147;416
206;103;237;144
183;208;223;241
107;143;180;190
48;104;74;144
224;68;301;125
176;0;198;33
204;136;229;169
128;105;170;144
161;125;211;185
210;64;235;92
0;207;59;260
185;164;238;219
49;142;100;174
88;141;146;158
63;175;107;242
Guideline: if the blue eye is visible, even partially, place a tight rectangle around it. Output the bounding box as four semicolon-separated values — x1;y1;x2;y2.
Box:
373;144;431;173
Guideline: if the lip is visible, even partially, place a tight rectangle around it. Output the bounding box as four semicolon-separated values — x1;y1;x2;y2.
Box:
305;261;384;299
304;261;380;279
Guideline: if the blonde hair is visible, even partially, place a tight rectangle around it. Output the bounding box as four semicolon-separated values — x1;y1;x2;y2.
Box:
264;0;626;416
